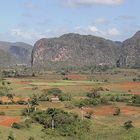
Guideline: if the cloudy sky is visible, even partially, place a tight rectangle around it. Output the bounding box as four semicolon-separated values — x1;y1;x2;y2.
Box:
0;0;139;44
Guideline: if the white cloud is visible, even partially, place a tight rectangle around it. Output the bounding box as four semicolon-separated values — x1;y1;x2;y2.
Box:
88;26;98;32
108;28;120;36
64;0;125;6
74;25;120;40
11;28;46;42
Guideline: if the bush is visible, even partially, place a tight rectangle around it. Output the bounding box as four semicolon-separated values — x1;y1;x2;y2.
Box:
59;94;71;101
131;95;140;105
84;112;93;119
113;107;120;116
12;120;32;129
47;88;63;97
100;97;109;104
0;111;5;115
12;122;23;129
124;120;133;130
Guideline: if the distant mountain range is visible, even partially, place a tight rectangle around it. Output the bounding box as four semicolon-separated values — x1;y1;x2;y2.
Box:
31;33;121;70
31;31;140;69
0;31;140;69
0;41;33;67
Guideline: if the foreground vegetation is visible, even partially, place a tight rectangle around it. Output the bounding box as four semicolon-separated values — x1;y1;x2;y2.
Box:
0;68;140;139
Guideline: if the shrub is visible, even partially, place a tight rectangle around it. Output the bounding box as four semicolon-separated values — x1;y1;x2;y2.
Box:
100;97;109;104
124;120;133;130
84;112;93;119
47;88;63;97
12;120;31;129
59;94;71;101
131;95;140;104
12;122;23;129
113;107;120;116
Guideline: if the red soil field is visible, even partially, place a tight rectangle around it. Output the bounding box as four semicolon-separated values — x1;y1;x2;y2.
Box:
121;106;140;115
105;82;140;92
0;116;21;127
15;81;30;85
122;82;140;89
67;74;87;80
82;106;140;116
83;106;114;116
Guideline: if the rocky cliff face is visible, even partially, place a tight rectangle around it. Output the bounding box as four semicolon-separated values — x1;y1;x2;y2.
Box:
119;31;140;68
31;33;120;69
0;41;33;66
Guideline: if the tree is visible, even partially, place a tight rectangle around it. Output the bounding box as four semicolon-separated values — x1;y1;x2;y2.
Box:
47;108;58;129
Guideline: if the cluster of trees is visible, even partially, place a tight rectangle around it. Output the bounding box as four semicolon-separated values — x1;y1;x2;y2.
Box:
33;88;71;102
76;88;109;108
18;107;92;139
108;94;140;107
31;108;91;138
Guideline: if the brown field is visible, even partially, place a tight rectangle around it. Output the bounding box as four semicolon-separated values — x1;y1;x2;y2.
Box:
0;116;21;127
82;105;140;116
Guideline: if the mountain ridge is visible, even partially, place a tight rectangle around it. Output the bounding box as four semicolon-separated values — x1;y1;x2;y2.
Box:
0;41;33;66
31;33;121;69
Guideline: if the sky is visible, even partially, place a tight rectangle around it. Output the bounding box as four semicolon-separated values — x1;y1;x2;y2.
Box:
0;0;140;45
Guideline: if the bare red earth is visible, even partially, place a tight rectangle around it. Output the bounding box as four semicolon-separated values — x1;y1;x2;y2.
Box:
67;74;87;80
82;106;140;116
0;117;21;127
15;81;30;85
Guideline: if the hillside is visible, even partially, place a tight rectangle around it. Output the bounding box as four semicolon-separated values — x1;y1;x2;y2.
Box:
0;49;16;67
0;41;33;66
119;31;140;68
31;33;121;69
